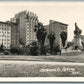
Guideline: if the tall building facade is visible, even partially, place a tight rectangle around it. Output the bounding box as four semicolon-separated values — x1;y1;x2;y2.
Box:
11;23;19;46
0;22;11;49
11;10;38;45
45;20;68;47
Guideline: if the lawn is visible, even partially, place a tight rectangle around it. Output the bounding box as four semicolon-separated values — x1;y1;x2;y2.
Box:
0;62;84;77
0;50;83;77
0;51;84;63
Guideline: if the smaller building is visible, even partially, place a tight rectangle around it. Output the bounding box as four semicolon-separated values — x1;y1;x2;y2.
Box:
45;20;68;48
0;21;11;49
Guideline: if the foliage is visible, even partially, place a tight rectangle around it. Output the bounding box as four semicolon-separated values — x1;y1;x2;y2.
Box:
34;22;47;55
60;32;67;47
74;46;79;50
45;44;50;53
10;41;40;55
19;39;25;45
47;31;55;54
67;41;74;48
40;45;46;55
10;45;24;55
53;43;61;55
27;41;40;56
34;22;47;45
0;44;4;51
4;50;10;55
44;43;61;55
10;45;19;54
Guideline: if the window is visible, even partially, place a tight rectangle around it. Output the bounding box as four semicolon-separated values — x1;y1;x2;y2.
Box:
7;31;10;34
8;36;10;38
8;43;10;45
8;39;10;41
5;28;6;30
4;35;6;37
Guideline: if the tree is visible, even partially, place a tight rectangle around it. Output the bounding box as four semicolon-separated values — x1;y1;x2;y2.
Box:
67;41;74;48
10;45;20;54
53;43;61;55
0;44;4;51
47;31;55;54
10;45;24;55
34;22;47;55
29;41;40;56
60;32;67;47
19;39;25;45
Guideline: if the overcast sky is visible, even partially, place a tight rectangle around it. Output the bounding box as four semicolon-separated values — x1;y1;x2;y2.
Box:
0;2;84;41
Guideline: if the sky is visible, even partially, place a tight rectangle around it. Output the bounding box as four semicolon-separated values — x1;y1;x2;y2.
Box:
0;2;84;41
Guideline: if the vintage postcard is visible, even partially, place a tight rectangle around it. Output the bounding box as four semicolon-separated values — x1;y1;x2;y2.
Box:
0;1;84;82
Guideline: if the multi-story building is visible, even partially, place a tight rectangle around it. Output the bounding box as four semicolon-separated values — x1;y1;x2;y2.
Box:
11;10;38;45
0;22;11;49
11;23;19;46
45;20;68;47
5;21;19;47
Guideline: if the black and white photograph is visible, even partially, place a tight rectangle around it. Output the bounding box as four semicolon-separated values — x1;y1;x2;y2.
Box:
0;1;84;81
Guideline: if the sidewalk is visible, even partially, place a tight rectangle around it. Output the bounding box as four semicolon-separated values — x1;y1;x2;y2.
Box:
0;60;84;66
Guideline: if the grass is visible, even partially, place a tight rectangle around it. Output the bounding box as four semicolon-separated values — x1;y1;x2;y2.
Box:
0;63;84;77
0;51;84;63
0;50;84;77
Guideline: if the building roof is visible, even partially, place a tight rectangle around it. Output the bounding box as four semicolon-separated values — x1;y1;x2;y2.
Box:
0;21;17;25
0;21;11;25
50;20;68;26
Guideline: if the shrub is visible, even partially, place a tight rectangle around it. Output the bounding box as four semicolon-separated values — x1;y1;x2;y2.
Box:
10;46;19;54
4;50;10;55
53;43;61;55
67;41;74;48
10;45;25;55
18;47;25;55
45;45;50;54
44;43;61;55
27;41;40;56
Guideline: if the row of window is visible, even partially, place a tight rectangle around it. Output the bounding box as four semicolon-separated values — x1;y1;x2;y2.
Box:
0;39;10;41
0;43;10;46
0;35;10;37
0;23;10;26
0;31;10;33
1;43;10;45
0;27;11;30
